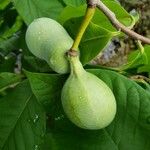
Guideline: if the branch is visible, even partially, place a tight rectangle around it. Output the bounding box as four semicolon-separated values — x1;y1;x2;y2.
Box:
96;0;150;44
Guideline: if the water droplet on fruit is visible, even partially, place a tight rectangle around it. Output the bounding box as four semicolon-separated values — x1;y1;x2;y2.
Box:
33;114;39;123
79;96;85;101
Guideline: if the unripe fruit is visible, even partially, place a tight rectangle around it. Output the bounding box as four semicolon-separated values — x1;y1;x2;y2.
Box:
61;56;116;130
25;17;73;74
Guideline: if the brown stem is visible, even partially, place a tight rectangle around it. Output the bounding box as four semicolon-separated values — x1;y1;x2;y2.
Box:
96;0;150;44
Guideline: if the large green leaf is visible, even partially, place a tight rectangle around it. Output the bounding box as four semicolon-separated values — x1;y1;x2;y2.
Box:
12;0;64;25
22;55;52;73
0;80;46;150
26;69;150;149
25;70;66;112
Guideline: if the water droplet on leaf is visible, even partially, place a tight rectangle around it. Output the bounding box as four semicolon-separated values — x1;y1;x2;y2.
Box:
19;49;23;52
54;117;61;121
4;56;8;60
33;114;39;123
54;114;64;121
27;119;31;123
34;145;39;150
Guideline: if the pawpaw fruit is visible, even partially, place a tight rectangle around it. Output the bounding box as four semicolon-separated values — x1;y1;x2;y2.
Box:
26;17;73;74
61;55;116;130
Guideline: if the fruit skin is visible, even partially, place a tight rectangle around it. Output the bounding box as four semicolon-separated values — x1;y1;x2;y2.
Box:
25;17;73;74
61;56;116;130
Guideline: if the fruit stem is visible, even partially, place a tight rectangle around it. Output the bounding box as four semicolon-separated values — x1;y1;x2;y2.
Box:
69;56;86;76
71;5;96;51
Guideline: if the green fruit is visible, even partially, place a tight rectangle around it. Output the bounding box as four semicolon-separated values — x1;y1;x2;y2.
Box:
61;56;116;130
25;17;73;74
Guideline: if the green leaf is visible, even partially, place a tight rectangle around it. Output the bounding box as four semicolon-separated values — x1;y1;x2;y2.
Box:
12;0;64;25
135;80;150;93
59;0;134;31
0;72;22;92
0;15;23;54
22;55;53;73
0;16;23;39
65;19;114;64
0;0;10;10
58;5;86;25
80;23;114;64
124;45;150;73
0;35;19;54
138;66;150;73
0;80;46;150
25;70;66;112
26;68;150;149
120;49;148;71
137;45;150;73
63;0;86;7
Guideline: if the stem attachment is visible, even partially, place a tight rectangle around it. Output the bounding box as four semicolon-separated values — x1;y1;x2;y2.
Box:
67;49;79;57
